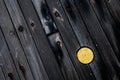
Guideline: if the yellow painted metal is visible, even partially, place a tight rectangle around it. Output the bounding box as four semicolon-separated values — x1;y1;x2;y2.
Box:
77;47;94;64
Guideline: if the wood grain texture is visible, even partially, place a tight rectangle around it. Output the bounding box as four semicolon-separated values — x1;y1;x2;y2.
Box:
0;0;120;80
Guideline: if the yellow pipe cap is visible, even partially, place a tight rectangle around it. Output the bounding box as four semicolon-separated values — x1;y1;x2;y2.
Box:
77;47;94;64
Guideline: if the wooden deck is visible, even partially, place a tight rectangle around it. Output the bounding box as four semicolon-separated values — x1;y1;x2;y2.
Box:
0;0;120;80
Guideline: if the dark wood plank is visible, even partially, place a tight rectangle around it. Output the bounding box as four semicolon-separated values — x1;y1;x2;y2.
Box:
0;28;20;80
44;0;96;80
4;0;64;80
0;0;34;80
0;0;120;80
89;0;120;59
31;0;58;35
0;67;5;80
57;0;113;79
89;0;120;78
73;0;120;79
29;0;80;79
104;0;120;22
48;33;79;80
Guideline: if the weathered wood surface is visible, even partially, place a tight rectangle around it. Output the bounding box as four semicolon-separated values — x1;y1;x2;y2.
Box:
0;0;120;80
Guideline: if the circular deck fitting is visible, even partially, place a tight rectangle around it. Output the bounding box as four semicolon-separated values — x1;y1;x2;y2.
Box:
77;47;94;64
